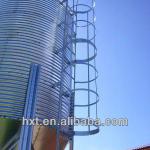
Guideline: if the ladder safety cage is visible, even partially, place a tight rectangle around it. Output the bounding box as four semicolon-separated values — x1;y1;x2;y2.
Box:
69;0;99;137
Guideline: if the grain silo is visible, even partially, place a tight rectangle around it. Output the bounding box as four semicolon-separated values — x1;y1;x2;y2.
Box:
0;0;99;150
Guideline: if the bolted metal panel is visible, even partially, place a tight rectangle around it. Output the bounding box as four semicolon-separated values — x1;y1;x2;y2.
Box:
0;0;73;133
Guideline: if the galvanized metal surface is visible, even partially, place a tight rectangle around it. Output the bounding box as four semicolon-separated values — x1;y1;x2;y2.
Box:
0;0;73;130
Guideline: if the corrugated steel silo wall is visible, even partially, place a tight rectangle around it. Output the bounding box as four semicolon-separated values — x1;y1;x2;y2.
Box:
0;0;73;130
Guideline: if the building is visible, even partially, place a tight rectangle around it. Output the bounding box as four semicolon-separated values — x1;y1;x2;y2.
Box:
132;146;150;150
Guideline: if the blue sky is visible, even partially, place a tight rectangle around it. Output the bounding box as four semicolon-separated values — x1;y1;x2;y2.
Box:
69;0;150;150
